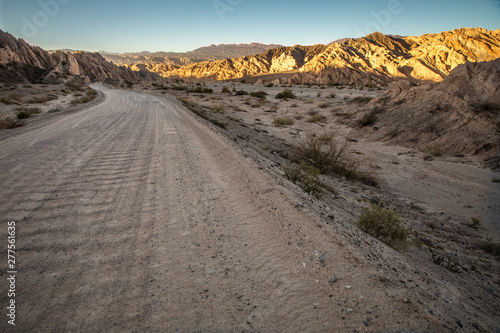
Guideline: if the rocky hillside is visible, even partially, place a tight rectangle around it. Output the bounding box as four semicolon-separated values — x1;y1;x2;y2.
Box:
151;28;500;85
0;30;158;83
101;43;282;67
366;58;500;168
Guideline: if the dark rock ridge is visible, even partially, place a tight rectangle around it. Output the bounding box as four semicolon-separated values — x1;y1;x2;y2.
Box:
0;29;159;83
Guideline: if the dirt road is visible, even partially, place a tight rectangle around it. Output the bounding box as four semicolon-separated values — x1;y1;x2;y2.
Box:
0;85;436;332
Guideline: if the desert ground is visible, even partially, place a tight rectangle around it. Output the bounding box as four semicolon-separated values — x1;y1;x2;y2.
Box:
0;81;499;332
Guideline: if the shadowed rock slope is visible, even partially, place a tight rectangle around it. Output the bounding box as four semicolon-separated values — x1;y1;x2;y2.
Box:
367;58;500;168
0;30;158;83
151;28;500;85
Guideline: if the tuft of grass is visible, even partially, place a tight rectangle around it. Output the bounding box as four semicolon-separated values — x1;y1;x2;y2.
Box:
15;107;41;119
27;94;57;104
273;116;295;126
307;113;327;124
65;79;86;92
358;203;410;250
221;86;231;94
419;143;443;160
275;89;296;100
357;112;378;127
1;93;24;105
318;102;331;109
479;238;500;257
235;90;248;96
70;89;97;105
209;119;227;129
265;82;274;87
211;102;226;113
350;96;373;104
0;117;15;129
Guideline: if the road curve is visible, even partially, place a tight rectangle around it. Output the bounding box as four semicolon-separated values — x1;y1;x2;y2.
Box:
0;85;433;332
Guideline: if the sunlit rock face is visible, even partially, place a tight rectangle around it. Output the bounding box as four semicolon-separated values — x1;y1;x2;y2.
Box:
145;28;500;85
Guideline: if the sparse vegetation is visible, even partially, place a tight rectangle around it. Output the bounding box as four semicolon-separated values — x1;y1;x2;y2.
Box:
318;102;331;109
1;93;24;105
16;107;41;119
211;102;226;113
28;94;57;104
70;89;97;105
209;118;227;129
250;91;268;99
284;163;322;198
430;249;461;273
65;79;86;92
357;112;378;127
358;203;410;250
235;90;248;96
479;237;500;257
221;86;231;94
273;116;295;126
293;135;377;185
275;89;297;100
307;113;327;124
350;96;373;104
0;117;15;129
419;143;443;160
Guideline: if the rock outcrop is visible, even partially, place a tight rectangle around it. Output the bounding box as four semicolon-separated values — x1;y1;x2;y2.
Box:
148;28;500;85
0;29;159;83
367;58;500;167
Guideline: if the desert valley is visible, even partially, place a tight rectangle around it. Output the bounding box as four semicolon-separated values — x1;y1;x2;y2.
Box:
0;22;500;333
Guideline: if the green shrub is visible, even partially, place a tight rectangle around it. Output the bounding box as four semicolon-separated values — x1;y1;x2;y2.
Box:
358;203;410;249
275;89;296;99
250;91;268;98
284;163;322;198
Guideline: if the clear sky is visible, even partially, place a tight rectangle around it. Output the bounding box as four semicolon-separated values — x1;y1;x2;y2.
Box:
0;0;498;53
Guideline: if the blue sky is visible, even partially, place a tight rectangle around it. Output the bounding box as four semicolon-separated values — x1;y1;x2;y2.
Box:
0;0;498;53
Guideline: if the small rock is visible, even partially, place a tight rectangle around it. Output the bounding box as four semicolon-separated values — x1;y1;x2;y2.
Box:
346;285;352;289
346;308;353;314
330;275;338;284
403;298;410;303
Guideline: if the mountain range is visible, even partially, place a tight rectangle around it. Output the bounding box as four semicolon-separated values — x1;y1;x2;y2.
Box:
99;43;283;67
146;28;500;85
1;28;499;86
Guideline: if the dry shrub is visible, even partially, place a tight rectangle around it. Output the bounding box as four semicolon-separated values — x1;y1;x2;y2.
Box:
307;113;327;124
294;135;377;185
273;116;295;126
359;203;410;250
